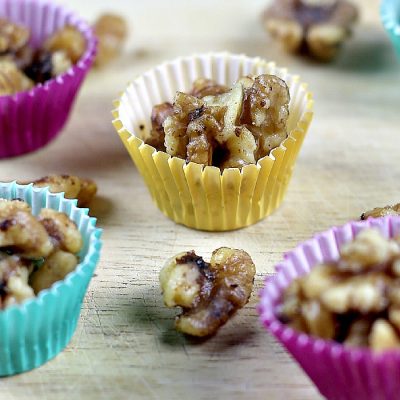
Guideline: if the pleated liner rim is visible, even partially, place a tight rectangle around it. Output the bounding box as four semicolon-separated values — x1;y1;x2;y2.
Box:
381;0;400;54
111;52;314;231
0;0;97;104
0;182;102;376
258;216;400;399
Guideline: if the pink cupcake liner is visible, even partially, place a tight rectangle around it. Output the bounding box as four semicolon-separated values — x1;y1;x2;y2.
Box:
258;216;400;400
0;0;97;158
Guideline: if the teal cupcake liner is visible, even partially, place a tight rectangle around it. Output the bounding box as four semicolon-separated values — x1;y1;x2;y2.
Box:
381;0;400;57
0;182;102;376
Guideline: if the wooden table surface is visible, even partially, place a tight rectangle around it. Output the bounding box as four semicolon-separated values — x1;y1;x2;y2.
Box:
0;0;398;398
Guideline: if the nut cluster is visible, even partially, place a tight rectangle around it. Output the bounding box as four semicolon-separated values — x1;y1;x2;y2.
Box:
0;199;83;308
279;229;400;351
0;17;85;96
146;74;290;170
160;247;256;337
262;0;358;61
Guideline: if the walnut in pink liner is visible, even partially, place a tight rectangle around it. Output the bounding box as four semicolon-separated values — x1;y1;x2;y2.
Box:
0;0;97;158
258;216;400;400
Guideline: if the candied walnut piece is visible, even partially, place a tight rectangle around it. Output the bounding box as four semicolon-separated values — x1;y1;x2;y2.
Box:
344;319;371;347
30;174;97;207
0;200;53;258
93;14;128;67
164;92;206;159
0;253;34;308
190;78;229;98
0;18;30;53
44;25;85;64
369;319;400;352
361;203;400;220
239;74;290;159
321;273;390;314
29;250;78;293
338;229;399;273
38;208;83;254
146;102;174;151
0;60;33;95
262;0;358;61
301;263;341;299
51;51;72;77
301;300;336;339
160;248;255;337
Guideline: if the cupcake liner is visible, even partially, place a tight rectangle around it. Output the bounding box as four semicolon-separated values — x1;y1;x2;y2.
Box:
112;53;313;231
0;0;97;158
381;0;400;58
258;216;400;400
0;182;102;376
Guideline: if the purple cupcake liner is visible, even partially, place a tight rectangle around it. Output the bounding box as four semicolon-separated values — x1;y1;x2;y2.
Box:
258;216;400;400
0;0;97;158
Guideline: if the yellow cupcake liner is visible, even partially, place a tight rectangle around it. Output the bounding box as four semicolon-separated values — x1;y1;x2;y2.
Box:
112;53;313;231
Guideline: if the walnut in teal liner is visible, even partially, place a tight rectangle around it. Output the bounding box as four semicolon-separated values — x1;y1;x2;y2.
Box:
0;182;102;376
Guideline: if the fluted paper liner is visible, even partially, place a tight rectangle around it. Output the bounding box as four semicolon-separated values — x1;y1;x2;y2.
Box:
0;182;102;376
381;0;400;57
258;216;400;400
112;53;313;231
0;0;97;158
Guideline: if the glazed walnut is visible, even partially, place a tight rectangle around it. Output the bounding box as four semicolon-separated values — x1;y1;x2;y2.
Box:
361;203;400;220
93;14;128;67
0;253;34;308
29;174;97;207
44;25;85;64
0;60;33;95
148;74;290;170
262;0;358;61
160;248;255;337
0;198;83;308
279;229;400;351
0;18;30;53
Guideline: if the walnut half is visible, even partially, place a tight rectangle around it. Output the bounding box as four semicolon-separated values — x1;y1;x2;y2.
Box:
160;248;255;337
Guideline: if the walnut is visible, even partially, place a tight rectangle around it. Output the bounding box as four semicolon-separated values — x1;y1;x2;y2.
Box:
338;229;400;273
262;0;358;61
0;60;33;95
93;14;128;67
0;202;53;259
51;51;72;77
321;273;390;314
38;208;83;254
160;248;255;337
44;25;85;64
369;319;400;351
30;174;97;207
0;18;30;53
0;253;34;309
146;102;174;151
148;74;289;170
190;78;229;98
361;203;400;220
29;250;78;294
278;228;400;351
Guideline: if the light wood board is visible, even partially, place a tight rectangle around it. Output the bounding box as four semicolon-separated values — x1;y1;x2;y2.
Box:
0;0;398;398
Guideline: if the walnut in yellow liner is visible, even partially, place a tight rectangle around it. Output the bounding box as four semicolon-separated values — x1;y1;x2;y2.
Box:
112;53;313;231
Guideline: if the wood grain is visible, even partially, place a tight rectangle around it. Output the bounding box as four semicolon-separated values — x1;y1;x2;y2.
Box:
0;0;398;398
